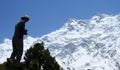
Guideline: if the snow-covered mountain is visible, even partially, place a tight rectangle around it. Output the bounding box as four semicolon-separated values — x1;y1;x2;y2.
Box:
1;14;120;70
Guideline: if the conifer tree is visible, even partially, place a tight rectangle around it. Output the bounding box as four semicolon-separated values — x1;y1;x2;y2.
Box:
24;42;60;70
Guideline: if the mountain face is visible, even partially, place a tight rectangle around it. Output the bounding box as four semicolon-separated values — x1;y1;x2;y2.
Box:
1;14;120;70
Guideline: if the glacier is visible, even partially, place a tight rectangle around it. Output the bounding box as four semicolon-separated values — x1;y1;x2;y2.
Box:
1;14;120;70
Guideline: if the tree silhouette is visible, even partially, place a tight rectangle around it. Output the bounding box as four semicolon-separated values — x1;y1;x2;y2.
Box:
24;42;60;70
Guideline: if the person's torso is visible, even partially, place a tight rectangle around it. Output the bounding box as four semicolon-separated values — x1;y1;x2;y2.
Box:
13;21;25;39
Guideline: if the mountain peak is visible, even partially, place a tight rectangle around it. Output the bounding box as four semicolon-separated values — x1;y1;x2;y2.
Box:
62;18;88;32
68;18;79;23
92;14;110;19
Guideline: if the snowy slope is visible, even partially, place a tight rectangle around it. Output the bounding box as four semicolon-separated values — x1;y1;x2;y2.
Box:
1;14;120;70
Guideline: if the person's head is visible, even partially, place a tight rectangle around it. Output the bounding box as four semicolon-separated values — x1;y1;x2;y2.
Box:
21;15;29;22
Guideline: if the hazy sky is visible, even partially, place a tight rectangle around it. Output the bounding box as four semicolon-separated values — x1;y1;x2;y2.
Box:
0;0;120;42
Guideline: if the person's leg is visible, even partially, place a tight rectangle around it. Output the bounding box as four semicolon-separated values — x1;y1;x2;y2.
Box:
16;39;23;62
10;38;18;60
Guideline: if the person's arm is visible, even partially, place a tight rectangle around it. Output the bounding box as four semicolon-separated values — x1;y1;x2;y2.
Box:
20;22;28;35
24;29;28;35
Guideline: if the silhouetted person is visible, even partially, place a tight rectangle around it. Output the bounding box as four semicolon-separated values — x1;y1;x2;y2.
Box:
9;15;29;62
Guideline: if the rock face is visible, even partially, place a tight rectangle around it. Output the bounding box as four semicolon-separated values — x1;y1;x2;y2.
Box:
1;14;120;70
